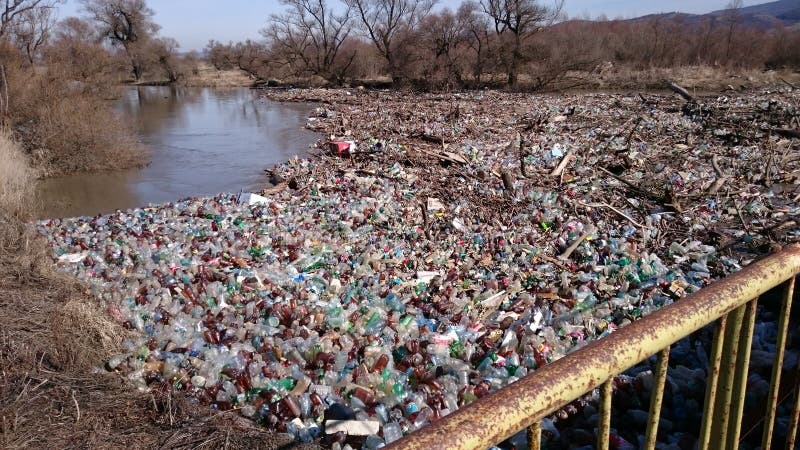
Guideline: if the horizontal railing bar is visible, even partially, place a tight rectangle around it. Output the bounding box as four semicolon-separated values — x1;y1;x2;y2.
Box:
387;245;800;450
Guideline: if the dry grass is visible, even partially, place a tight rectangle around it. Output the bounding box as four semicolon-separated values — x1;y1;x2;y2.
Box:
0;131;302;449
570;65;800;92
0;132;33;216
181;62;256;88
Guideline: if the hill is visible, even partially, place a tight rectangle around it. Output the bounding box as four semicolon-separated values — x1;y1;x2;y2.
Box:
630;0;799;28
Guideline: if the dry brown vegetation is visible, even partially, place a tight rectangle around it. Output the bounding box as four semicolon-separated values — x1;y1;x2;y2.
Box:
1;11;148;176
4;61;145;176
181;61;257;88
0;131;304;449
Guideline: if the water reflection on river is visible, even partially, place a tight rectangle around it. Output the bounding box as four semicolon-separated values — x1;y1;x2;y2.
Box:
37;86;317;218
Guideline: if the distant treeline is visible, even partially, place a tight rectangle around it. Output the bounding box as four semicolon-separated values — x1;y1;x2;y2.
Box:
206;0;800;90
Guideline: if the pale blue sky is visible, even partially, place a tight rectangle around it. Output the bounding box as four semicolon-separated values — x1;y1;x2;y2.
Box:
56;0;766;51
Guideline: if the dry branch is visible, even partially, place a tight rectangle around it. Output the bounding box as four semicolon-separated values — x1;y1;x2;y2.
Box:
559;225;596;260
707;155;728;194
550;152;574;177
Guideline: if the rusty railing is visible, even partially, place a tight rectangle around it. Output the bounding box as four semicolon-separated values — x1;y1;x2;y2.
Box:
388;244;800;450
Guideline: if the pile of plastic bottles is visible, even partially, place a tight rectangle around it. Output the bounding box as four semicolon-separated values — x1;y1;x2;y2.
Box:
38;148;720;447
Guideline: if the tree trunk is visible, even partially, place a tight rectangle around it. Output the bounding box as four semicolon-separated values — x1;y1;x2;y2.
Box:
507;34;521;87
123;43;142;81
387;54;403;87
0;64;9;122
132;63;142;81
507;68;517;87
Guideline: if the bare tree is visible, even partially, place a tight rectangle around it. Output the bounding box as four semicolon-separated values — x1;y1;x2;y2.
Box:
479;0;563;87
0;0;59;39
459;1;492;84
46;16;122;85
233;39;270;78
206;39;236;70
344;0;436;83
151;36;179;82
418;7;473;88
723;0;743;64
81;0;160;80
691;16;717;65
10;3;55;63
263;0;354;84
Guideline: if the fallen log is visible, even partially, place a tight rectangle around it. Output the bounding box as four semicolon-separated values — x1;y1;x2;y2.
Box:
772;128;800;139
665;80;694;102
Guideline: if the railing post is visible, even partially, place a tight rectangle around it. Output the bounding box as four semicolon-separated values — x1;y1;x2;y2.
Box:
643;347;670;450
699;316;728;450
527;421;541;450
786;343;800;450
726;298;758;449
598;378;613;450
762;278;795;450
710;304;747;450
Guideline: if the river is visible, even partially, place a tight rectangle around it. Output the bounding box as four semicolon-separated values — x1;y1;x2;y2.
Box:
36;86;317;218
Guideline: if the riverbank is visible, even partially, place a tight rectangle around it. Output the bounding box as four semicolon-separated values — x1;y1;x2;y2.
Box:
26;88;800;448
138;63;800;93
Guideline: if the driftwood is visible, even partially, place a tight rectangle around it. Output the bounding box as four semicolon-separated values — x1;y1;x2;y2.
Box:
598;166;673;209
262;182;288;195
0;64;8;119
509;132;529;179
419;202;432;240
520;149;529;178
501;170;515;193
420;133;446;145
706;155;728;195
414;146;469;165
264;168;286;185
578;201;645;228
665;80;694;102
550;152;575;177
559;225;596;260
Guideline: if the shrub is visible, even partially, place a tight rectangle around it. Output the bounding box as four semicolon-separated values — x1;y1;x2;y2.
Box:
3;58;145;176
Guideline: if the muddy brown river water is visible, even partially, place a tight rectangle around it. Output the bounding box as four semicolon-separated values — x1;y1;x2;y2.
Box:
36;86;317;218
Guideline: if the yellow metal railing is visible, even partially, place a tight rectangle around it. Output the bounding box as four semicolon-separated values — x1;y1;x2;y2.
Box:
387;244;800;450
